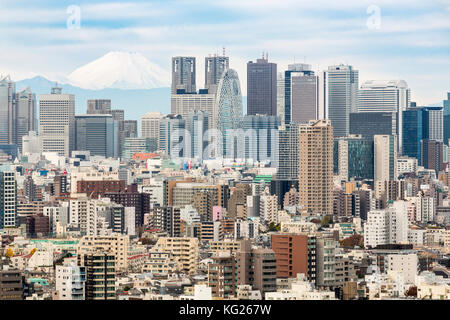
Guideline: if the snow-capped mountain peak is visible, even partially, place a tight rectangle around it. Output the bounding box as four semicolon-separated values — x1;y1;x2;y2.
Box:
67;51;170;90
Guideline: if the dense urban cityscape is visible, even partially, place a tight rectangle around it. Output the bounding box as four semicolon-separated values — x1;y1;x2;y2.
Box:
0;52;449;302
0;1;449;306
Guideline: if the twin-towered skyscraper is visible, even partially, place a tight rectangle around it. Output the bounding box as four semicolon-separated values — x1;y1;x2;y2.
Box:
170;54;242;158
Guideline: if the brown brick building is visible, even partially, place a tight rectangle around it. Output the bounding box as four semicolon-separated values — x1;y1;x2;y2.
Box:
271;233;309;278
77;180;125;199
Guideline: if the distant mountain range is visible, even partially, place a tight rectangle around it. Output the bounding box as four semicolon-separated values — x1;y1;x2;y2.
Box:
16;76;171;122
14;51;172;123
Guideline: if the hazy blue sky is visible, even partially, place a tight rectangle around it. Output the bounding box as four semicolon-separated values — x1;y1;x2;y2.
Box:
0;0;449;104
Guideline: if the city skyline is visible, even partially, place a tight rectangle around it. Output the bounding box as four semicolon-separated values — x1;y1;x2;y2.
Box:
1;0;450;305
1;0;450;105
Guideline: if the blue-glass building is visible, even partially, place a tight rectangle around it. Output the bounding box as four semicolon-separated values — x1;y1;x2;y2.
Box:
349;112;396;138
402;107;423;161
334;136;374;180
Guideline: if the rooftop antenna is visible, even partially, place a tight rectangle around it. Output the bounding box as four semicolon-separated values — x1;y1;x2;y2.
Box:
266;52;268;61
262;51;265;60
223;46;226;57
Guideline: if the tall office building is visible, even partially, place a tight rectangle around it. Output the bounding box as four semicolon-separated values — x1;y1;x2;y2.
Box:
14;87;36;152
111;109;125;156
277;123;299;180
298;119;334;215
277;72;285;125
422;107;443;142
186;110;209;161
159;114;186;158
0;76;15;145
349;112;397;138
374;135;397;182
288;64;318;124
402;108;423;161
0;167;17;228
242;114;280;162
443;93;450;143
141;112;163;152
334;135;374;181
247;56;277;116
216;69;244;158
280;63;317;124
172;56;196;94
358;80;410;152
87;99;111;114
205;54;229;94
39;87;75;157
324;65;359;137
420;139;444;172
74;114;119;158
170;92;216;129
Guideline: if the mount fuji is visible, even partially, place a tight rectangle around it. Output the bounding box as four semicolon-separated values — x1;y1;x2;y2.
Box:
67;51;170;90
15;51;172;122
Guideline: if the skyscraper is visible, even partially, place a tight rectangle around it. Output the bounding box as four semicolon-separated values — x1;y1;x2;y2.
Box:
171;56;196;94
159;114;186;158
422;106;443;142
141;112;163;152
420;139;444;172
283;64;318;125
334;135;374;181
186;110;209;161
205;54;229;94
358;80;410;152
14;87;36;152
170;92;216;129
74;114;119;158
242;114;280;162
276;72;285;125
374;135;397;182
324;64;359;137
298;119;334;215
216;69;244;158
402;107;423;161
87;99;111;114
277;123;299;180
0;166;17;228
247;56;277;116
111;109;125;156
39;86;75;157
349;112;397;138
0;76;15;145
